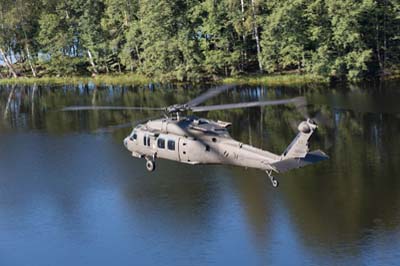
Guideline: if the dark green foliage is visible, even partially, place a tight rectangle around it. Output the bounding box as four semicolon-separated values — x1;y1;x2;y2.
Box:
139;0;187;80
0;0;399;81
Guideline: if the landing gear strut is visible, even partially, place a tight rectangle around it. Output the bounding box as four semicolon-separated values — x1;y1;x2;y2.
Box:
266;170;279;188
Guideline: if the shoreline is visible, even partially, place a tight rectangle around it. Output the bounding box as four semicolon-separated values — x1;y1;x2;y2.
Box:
0;72;398;87
0;73;327;86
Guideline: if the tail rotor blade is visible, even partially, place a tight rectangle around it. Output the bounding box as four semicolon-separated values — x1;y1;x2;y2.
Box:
293;96;309;119
288;118;299;133
313;111;334;129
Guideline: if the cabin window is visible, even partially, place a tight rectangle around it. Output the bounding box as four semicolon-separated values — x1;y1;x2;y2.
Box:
143;135;150;146
131;133;137;141
167;140;175;151
212;137;217;142
157;138;165;149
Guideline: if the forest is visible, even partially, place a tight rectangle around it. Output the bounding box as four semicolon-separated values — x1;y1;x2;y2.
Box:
0;0;399;82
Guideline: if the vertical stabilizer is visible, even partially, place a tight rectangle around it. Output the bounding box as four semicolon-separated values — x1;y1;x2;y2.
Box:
282;119;317;159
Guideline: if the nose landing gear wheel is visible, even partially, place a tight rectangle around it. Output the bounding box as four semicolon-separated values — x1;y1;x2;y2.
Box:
146;160;156;172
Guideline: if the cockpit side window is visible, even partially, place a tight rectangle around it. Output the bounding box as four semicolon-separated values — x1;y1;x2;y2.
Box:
130;132;137;141
157;138;165;149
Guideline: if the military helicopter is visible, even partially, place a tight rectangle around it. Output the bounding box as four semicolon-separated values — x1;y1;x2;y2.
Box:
63;85;328;187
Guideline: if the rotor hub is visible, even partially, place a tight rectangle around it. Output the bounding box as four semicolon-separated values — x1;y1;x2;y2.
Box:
166;104;188;114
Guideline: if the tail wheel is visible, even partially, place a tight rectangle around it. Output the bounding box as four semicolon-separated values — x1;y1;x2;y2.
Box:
266;170;279;188
271;179;279;188
146;160;156;172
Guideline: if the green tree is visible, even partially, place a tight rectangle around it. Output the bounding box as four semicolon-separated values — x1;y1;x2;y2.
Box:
306;0;375;80
139;0;202;81
101;0;140;73
9;0;42;77
261;0;378;80
260;0;310;73
78;0;106;75
0;0;42;77
197;0;240;78
322;0;373;80
0;0;19;77
38;0;84;75
361;0;400;75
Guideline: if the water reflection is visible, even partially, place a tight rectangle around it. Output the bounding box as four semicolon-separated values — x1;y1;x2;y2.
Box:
1;82;400;265
283;112;400;249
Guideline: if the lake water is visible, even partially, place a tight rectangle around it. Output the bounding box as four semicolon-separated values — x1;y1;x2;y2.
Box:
0;81;400;265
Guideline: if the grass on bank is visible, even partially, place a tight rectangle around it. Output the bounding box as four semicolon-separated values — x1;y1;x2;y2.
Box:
222;73;328;86
0;73;151;86
0;73;327;87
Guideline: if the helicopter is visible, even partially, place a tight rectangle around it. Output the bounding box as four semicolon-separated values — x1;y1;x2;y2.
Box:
63;84;328;187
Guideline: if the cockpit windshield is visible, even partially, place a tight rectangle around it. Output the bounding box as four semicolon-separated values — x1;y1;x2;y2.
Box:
130;131;137;141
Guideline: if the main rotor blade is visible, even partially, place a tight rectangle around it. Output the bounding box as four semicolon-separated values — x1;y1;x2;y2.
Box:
61;106;165;111
184;84;235;108
190;97;305;112
95;122;135;133
95;115;163;133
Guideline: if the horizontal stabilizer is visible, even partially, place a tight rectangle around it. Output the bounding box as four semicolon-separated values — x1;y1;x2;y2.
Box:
271;150;329;173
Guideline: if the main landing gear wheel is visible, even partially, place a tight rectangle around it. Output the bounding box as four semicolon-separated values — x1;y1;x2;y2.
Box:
146;160;156;172
266;170;279;188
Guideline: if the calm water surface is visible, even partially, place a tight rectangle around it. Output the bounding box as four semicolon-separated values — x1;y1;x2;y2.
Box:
0;82;400;265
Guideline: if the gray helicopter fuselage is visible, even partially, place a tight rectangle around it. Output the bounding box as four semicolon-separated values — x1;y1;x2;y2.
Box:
125;116;283;171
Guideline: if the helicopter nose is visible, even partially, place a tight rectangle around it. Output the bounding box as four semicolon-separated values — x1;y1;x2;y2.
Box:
123;137;128;148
